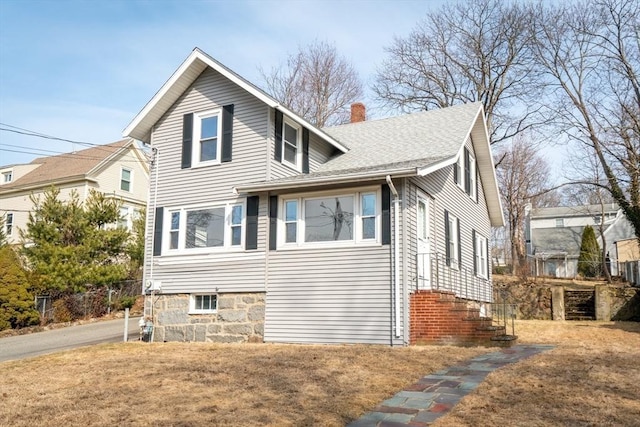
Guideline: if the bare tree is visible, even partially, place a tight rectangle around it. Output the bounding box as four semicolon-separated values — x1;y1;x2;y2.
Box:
260;40;364;127
534;0;640;241
373;0;542;145
495;135;557;273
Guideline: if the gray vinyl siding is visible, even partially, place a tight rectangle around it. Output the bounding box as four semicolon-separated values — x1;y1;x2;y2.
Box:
264;245;399;345
143;67;270;294
409;136;492;292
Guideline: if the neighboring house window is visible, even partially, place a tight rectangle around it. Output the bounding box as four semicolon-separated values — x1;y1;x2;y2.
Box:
474;232;488;279
454;147;477;201
282;118;302;170
556;219;564;227
117;207;129;229
281;189;379;246
5;212;13;236
166;202;244;252
189;294;217;314
120;168;132;192
593;215;601;224
2;170;12;184
445;211;460;268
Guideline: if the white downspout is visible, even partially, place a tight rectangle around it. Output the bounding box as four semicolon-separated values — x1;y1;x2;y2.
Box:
386;175;401;339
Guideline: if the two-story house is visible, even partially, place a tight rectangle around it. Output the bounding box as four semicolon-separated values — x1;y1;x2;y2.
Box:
124;48;504;346
525;203;634;278
0;139;149;244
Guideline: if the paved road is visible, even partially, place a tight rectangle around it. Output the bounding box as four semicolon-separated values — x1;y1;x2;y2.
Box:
0;316;141;363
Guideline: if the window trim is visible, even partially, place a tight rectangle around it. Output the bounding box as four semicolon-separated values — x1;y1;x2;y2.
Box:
446;212;460;269
192;109;222;168
281;117;302;171
164;200;246;254
120;167;132;192
5;212;13;236
475;233;488;279
1;169;13;184
278;186;381;248
455;147;477;202
189;294;218;314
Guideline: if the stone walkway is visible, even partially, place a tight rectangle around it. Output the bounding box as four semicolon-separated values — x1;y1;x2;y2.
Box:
347;344;555;427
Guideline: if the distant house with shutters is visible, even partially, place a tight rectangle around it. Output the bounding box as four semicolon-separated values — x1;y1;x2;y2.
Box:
124;48;504;346
0;140;149;245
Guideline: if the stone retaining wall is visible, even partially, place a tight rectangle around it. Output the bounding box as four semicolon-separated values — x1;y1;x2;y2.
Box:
145;293;265;343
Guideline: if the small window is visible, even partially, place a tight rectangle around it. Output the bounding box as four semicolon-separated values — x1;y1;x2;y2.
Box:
2;170;12;184
120;168;132;192
282;119;301;170
194;110;221;166
446;213;459;269
230;205;243;246
190;294;218;314
170;211;180;250
118;207;130;229
5;212;13;236
361;193;376;240
555;219;564;228
455;147;476;201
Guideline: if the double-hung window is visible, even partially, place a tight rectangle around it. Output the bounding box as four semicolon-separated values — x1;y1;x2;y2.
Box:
445;211;460;268
454;146;477;201
5;212;13;236
282;118;301;170
120;168;132;192
194;110;221;166
475;232;488;278
281;188;379;246
166;202;244;252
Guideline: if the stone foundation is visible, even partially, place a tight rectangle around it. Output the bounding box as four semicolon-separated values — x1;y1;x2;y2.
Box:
144;293;265;343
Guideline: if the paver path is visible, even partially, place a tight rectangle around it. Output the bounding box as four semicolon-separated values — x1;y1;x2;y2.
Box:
347;344;555;427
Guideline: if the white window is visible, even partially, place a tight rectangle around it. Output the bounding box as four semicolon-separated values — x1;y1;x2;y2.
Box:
281;188;380;246
455;147;477;201
5;212;13;236
166;202;244;252
282;118;302;170
556;218;564;228
117;207;130;229
475;233;488;279
446;212;459;269
120;168;132;192
194;110;222;166
2;170;12;184
189;294;217;314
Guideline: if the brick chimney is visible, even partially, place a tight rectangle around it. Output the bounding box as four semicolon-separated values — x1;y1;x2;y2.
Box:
350;102;366;123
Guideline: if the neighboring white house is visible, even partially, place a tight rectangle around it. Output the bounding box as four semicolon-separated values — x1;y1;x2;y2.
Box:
124;48;504;346
0;139;149;244
525;203;634;277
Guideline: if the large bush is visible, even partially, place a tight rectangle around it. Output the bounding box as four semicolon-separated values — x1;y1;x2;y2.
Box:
0;246;40;330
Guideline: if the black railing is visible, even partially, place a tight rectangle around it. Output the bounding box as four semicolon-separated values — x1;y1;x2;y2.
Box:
416;252;493;302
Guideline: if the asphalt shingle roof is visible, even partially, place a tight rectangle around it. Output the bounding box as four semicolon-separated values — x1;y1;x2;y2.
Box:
532;226;585;257
0;139;131;192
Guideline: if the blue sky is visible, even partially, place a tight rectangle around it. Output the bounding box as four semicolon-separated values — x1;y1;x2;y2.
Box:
0;0;448;166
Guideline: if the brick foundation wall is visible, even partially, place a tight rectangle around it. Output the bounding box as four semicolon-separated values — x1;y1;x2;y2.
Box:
144;293;265;343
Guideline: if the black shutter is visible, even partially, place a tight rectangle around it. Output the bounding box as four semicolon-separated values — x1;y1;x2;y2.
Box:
182;113;193;169
269;195;278;250
464;148;471;194
153;207;163;256
221;104;234;163
246;195;259;250
472;229;477;275
381;184;391;245
475;166;479;202
444;210;450;266
453;159;458;184
457;218;462;269
274;110;283;162
302;127;310;174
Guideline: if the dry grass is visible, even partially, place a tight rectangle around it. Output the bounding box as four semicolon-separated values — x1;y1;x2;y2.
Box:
435;320;640;427
0;342;484;426
1;321;639;426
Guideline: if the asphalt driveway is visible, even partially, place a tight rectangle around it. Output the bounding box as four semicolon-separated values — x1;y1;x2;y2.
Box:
0;316;141;363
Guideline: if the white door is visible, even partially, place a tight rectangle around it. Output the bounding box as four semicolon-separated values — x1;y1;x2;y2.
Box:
417;195;431;288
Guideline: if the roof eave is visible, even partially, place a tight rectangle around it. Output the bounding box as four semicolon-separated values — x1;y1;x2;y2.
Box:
0;176;98;195
234;167;418;193
123;48;348;153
